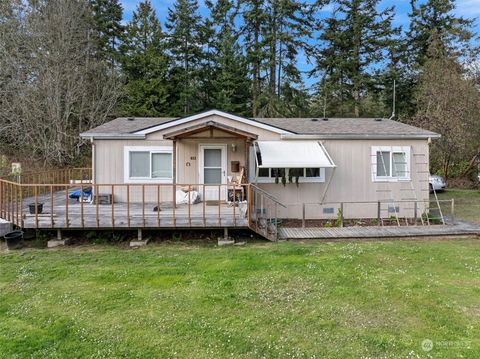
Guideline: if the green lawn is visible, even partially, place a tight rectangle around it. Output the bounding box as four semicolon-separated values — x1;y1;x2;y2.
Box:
1;240;480;358
433;188;480;224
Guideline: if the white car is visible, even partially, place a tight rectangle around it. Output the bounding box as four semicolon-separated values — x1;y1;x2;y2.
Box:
429;174;446;193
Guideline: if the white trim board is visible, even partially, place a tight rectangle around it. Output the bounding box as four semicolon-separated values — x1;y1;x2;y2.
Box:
134;109;293;136
371;145;411;182
123;146;174;184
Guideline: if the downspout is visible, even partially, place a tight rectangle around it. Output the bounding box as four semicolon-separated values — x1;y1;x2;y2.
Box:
91;137;95;184
253;141;260;185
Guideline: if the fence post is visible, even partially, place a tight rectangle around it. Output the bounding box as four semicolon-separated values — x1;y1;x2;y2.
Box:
275;202;278;242
247;184;252;227
0;180;3;218
377;201;381;226
340;202;344;227
302;203;305;228
451;198;455;224
414;201;418;224
19;185;23;227
34;185;38;228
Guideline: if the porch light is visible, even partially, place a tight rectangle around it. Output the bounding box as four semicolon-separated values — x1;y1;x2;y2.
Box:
231;143;237;152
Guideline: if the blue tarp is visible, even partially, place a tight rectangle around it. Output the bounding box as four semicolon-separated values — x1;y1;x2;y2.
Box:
69;187;92;200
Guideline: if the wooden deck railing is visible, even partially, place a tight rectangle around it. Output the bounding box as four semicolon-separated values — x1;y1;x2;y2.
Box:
0;178;251;232
0;168;456;240
0;167;92;185
297;198;455;227
248;185;287;241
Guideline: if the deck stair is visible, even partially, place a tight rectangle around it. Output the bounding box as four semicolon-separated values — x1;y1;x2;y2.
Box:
248;185;286;241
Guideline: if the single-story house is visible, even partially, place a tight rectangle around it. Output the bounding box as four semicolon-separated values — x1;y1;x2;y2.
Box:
80;109;439;222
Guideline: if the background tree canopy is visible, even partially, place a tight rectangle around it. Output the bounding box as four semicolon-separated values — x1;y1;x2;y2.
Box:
0;0;479;181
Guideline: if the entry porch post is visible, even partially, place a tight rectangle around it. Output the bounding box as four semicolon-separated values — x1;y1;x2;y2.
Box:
245;139;251;203
173;139;177;208
244;139;250;182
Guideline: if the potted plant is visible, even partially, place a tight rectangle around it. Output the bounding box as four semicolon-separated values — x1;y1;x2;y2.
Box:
4;230;23;250
288;168;303;187
274;168;302;187
274;169;287;186
28;202;43;214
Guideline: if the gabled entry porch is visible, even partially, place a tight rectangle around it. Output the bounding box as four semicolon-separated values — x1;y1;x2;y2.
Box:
163;120;258;205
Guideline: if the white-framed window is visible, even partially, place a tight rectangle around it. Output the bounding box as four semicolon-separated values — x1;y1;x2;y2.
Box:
371;146;411;182
256;167;325;183
124;146;173;183
248;145;326;183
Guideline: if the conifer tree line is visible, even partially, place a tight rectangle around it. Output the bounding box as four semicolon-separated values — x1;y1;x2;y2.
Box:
0;0;479;179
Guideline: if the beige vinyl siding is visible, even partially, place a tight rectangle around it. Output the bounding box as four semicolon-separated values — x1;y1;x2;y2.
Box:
93;130;248;203
94;139;173;203
176;137;246;185
92;114;430;219
257;139;429;219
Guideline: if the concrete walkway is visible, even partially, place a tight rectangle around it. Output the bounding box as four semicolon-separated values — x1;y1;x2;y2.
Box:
279;221;480;240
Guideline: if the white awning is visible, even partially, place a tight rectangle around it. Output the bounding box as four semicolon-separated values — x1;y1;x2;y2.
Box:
255;141;335;168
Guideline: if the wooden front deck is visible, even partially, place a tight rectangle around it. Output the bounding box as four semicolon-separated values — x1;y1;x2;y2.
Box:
21;190;249;229
0;168;284;241
279;221;480;240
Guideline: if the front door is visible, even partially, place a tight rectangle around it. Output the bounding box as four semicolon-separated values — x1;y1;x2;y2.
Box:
199;145;227;201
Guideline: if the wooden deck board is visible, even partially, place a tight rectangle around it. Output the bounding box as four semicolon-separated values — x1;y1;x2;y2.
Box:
279;223;480;240
20;190;248;229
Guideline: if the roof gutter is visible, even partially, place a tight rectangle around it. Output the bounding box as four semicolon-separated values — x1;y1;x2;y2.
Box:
281;133;441;140
80;133;146;140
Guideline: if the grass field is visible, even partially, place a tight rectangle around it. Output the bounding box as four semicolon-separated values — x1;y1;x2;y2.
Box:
434;189;480;224
1;240;480;358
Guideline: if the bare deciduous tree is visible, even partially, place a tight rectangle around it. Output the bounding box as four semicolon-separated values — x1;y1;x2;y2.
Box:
0;0;121;166
413;54;480;180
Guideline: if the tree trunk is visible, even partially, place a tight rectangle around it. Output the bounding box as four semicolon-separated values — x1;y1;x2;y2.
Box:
252;21;260;117
443;154;451;181
269;3;277;100
460;151;480;178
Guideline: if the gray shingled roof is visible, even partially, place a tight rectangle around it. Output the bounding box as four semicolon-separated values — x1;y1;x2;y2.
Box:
81;115;439;138
252;117;439;137
81;117;176;136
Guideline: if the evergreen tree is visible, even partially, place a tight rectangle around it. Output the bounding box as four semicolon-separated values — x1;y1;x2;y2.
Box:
312;0;399;117
377;37;416;120
413;45;480;179
263;0;316;115
278;83;311;117
166;0;206;115
119;0;169;116
240;0;265;116
206;0;250;115
89;0;124;65
406;0;477;127
241;0;317;116
407;0;475;67
311;12;350;117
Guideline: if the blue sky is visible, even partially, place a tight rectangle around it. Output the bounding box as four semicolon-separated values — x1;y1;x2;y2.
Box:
120;0;480;88
120;0;480;28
